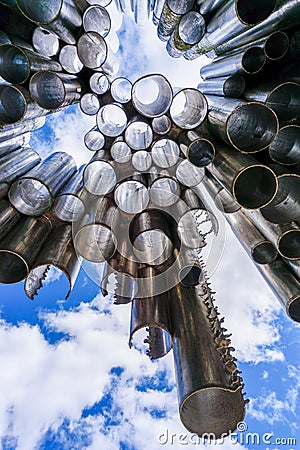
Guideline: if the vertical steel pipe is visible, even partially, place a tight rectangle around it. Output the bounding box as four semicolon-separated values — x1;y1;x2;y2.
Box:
83;152;116;195
83;5;111;37
157;0;195;42
132;74;173;118
152;115;171;135
151;138;179;168
269;125;300;166
0;146;41;185
84;126;105;151
59;44;83;73
178;131;215;167
124;116;153;150
170;89;207;129
53;166;85;223
80;93;100;116
97;103;127;137
32;27;60;57
166;11;205;58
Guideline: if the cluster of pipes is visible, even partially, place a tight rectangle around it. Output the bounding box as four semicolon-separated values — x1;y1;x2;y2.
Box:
0;0;299;440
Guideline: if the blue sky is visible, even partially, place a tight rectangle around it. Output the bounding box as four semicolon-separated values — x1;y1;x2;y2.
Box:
0;4;299;450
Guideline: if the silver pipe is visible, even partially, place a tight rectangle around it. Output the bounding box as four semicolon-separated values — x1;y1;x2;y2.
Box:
255;257;300;323
77;31;107;70
110;138;132;163
269;125;300;166
211;0;300;57
124;116;153;150
89;72;110;95
176;160;205;188
24;224;81;300
0;43;62;84
166;11;205;58
197;75;246;98
9;152;77;216
151;115;171;135
83;152;116;195
151;138;179;168
169;283;246;437
0;199;21;241
59;44;83;74
84;126;105;151
0;146;41;185
200;47;266;79
178;131;215;167
53;165;85;222
0;215;52;284
0;116;45;142
97;102;127;137
110;77;132;104
174;247;203;287
196;0;225;15
83;5;111;37
32;27;60;57
184;0;277;59
170;88;207;129
132;74;173;118
80;93;100;116
149;174;180;208
157;0;195;42
207;145;278;209
152;0;164;25
131;150;152;172
73;195;117;263
114;175;149;215
0;4;36;42
201;170;241;214
16;0;82;44
206;96;278;153
0;132;30;157
243;82;300;123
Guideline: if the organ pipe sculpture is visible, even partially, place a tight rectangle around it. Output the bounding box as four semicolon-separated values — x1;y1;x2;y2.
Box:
0;0;299;439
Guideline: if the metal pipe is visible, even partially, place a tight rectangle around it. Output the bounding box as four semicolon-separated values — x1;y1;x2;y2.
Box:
0;215;52;283
80;93;100;116
129;209;174;265
59;44;83;74
16;0;82;44
202;170;241;214
83;152;116;195
157;0;195;42
151;115;171;135
170;88;207;129
269;125;300;166
84;126;105;151
152;0;164;25
0;4;36;42
89;72;110;95
0;43;62;84
32;27;60;57
124;117;153;150
200;47;265;79
8;152;77;216
131;150;152;172
0;116;45;142
0;132;30;157
197;75;246;98
260;169;300;224
29;71;82;110
207;145;278;209
176;160;205;188
24;224;81;300
110;138;132;163
149;174;180;208
243;82;300;123
173;247;203;287
114;175;149;215
53;165;85;223
178;131;215;167
196;0;225;15
206;96;278;153
169;283;246;437
129;267;172;359
132;74;173;118
77;31;107;70
97;102;127;137
255;257;300;323
166;11;205;58
184;0;277;59
211;0;300;57
132;0;152;26
83;5;111;37
73;195;117;263
0;199;21;241
110;77;132;104
151;138;179;168
0;146;41;185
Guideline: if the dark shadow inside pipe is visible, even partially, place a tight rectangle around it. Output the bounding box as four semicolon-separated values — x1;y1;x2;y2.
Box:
30;72;65;109
233;166;277;209
288;296;300;323
279;231;300;259
0;251;28;283
227;103;278;152
237;0;276;25
265;32;289;60
0;85;25;124
224;76;246;98
179;265;202;287
266;83;300;122
188;139;215;167
252;241;277;264
0;45;29;83
16;0;62;23
242;47;265;74
269;126;300;165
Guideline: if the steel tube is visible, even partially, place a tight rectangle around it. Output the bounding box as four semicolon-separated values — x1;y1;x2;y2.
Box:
9;152;76;216
243;82;300;123
151;138;179;168
202;171;241;214
124;117;153;150
196;0;225;15
0;117;45;142
97;103;127;137
207;145;278;209
176;160;205;188
59;44;83;74
197;75;246;98
110;77;132;104
77;31;107;70
178;131;215;167
166;11;205;58
169;283;246;437
151;115;171;135
174;247;203;287
0;199;21;241
53;165;85;222
114;176;149;215
170;88;207;129
0;133;30;157
89;72;110;94
149;175;180;208
269;126;300;166
206;96;278;152
0;44;62;84
132;74;173;118
131;150;152;172
157;0;195;42
84;126;105;151
0;215;52;283
83;5;111;37
152;0;164;24
80;93;100;116
32;27;60;57
110;138;132;163
25;224;81;300
16;0;82;44
0;146;41;186
83;153;116;195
